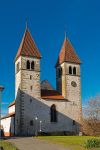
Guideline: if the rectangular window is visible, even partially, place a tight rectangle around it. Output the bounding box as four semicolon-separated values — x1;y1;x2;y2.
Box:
30;86;33;91
30;75;32;80
73;120;75;125
16;62;20;73
30;98;32;103
30;120;33;126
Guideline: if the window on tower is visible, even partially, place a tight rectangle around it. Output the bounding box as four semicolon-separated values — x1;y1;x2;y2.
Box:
73;67;76;75
30;86;33;91
27;60;30;69
30;75;32;80
31;61;34;70
69;66;72;74
50;104;57;122
58;67;62;78
16;62;20;73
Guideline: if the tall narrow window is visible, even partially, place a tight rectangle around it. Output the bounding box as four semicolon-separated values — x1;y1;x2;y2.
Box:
58;67;62;78
27;60;30;69
50;104;57;122
30;86;33;91
17;62;20;73
31;61;34;70
73;120;75;125
69;66;72;74
30;98;32;103
30;120;33;126
30;75;32;80
73;67;76;75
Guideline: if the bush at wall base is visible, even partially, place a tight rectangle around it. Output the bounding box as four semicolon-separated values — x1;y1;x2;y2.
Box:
84;138;100;149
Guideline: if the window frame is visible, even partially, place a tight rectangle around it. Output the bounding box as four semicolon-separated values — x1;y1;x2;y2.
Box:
26;60;30;70
50;104;57;123
30;120;33;126
69;66;72;74
16;62;20;73
73;67;76;75
31;61;35;70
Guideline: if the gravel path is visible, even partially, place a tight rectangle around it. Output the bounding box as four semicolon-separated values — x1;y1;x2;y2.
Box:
8;137;69;150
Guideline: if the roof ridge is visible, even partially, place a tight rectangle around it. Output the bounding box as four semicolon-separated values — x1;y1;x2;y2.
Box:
55;37;81;67
15;28;41;61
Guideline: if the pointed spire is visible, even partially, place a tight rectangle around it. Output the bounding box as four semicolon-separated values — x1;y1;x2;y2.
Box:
15;26;41;61
55;37;81;67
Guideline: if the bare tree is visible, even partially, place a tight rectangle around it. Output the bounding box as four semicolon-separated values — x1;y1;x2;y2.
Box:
82;95;100;135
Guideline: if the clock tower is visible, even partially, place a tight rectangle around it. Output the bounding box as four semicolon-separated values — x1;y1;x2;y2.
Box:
55;36;82;128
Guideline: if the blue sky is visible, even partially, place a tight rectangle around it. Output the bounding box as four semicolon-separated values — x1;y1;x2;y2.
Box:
0;0;100;115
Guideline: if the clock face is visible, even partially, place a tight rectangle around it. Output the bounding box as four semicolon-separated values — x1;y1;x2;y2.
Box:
71;81;77;87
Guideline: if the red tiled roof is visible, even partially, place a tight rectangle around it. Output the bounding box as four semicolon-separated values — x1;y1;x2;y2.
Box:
41;89;67;100
1;112;15;120
55;38;81;67
15;28;41;61
8;100;16;108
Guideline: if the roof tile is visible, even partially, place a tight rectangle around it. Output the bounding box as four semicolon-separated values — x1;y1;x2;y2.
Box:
56;38;81;67
15;29;41;61
41;89;67;100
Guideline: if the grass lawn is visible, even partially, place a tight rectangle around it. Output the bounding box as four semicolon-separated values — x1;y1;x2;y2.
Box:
38;136;100;150
0;140;17;150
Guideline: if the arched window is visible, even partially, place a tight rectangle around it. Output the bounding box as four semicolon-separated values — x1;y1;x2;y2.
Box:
58;67;62;78
73;120;75;126
16;62;20;73
27;60;30;69
50;104;57;122
69;66;72;74
31;61;34;70
73;67;76;75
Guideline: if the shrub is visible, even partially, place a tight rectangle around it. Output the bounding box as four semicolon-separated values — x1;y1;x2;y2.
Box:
84;138;100;149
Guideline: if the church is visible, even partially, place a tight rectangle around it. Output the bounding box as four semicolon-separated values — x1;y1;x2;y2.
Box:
1;26;82;136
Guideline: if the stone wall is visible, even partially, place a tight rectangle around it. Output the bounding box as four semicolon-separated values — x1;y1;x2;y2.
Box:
56;62;82;128
15;56;41;135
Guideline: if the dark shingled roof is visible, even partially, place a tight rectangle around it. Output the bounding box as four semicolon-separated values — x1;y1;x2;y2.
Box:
41;80;54;90
15;28;41;61
55;37;81;67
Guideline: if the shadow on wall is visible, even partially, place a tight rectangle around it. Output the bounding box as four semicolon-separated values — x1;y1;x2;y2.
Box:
9;89;81;136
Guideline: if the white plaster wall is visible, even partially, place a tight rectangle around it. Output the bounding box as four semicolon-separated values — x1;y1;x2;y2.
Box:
1;117;14;135
8;105;15;114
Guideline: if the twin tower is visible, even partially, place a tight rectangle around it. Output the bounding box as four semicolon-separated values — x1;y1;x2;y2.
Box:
15;28;81;99
15;27;82;135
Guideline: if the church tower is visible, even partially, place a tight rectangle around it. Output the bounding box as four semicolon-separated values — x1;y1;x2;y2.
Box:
15;27;41;135
55;36;82;129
